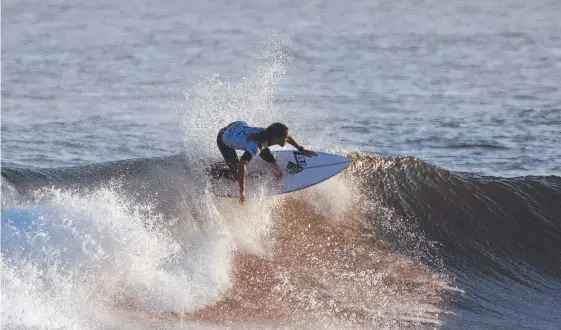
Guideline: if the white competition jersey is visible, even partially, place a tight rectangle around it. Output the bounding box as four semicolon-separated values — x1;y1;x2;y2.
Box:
221;121;269;157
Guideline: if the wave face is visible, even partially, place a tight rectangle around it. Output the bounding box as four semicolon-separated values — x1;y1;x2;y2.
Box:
348;153;561;329
350;154;561;274
3;152;560;328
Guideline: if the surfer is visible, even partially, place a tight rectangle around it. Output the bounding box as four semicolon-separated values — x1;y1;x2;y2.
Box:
217;121;318;204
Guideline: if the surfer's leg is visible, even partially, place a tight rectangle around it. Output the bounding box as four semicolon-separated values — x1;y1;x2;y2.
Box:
217;127;239;179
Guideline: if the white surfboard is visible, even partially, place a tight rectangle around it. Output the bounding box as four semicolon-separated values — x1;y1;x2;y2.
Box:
208;151;352;197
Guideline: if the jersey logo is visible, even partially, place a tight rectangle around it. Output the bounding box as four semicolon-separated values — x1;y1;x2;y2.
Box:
286;161;304;174
293;152;307;167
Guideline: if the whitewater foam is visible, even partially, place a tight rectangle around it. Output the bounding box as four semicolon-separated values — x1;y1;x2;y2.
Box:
1;186;237;328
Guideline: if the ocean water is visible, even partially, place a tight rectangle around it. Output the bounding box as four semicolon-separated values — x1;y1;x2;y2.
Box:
2;0;560;329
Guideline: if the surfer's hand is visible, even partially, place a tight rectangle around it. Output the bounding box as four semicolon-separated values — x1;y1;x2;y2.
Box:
239;192;246;205
302;149;318;157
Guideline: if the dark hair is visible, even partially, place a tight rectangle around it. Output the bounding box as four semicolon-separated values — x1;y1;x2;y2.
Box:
263;122;288;140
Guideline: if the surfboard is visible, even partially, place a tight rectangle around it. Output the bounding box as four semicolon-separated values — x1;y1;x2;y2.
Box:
207;150;352;197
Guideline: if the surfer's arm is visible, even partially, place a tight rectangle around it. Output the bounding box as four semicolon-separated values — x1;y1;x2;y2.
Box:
237;160;248;204
287;136;304;151
238;147;258;204
287;136;318;157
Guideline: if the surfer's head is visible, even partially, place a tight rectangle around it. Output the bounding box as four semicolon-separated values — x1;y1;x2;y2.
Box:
264;122;289;146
